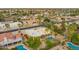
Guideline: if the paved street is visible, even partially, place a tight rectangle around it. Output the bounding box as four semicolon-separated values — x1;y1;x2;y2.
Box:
0;25;44;34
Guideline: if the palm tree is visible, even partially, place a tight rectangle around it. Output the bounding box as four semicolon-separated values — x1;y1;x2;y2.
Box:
26;37;41;50
61;18;66;32
37;15;43;24
0;13;4;21
5;24;10;30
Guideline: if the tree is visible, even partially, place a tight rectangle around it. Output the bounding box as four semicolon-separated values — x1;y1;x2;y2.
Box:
44;17;50;22
5;24;10;29
0;13;5;21
61;18;66;32
53;25;63;35
45;40;53;49
18;23;23;28
26;37;41;49
71;32;79;45
37;15;43;24
67;23;78;40
40;39;60;50
17;18;21;21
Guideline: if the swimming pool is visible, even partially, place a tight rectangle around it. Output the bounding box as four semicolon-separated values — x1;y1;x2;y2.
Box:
15;45;27;50
66;42;79;50
47;35;55;40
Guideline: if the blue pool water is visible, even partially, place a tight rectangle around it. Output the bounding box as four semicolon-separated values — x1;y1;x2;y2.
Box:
47;36;53;40
47;35;55;40
16;45;27;50
66;42;79;50
64;35;67;39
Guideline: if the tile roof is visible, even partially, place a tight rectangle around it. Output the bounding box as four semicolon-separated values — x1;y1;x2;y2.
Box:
4;32;14;39
0;34;5;42
0;32;14;42
0;32;23;43
15;33;22;39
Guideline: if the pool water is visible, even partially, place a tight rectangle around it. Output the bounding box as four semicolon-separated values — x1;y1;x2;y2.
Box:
47;35;53;40
16;45;27;50
64;35;67;39
66;42;79;50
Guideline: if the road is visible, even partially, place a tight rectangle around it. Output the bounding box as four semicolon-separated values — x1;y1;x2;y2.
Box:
0;18;79;34
51;19;79;24
0;25;44;34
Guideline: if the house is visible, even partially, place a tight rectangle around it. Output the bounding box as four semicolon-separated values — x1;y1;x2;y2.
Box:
22;19;39;26
0;21;22;31
0;23;5;31
9;22;22;29
0;34;4;42
0;32;23;49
